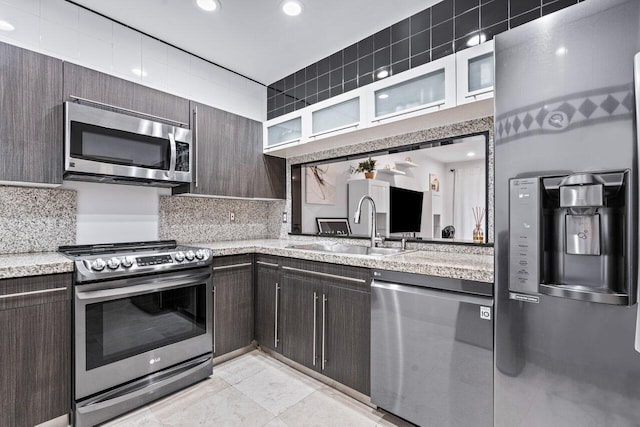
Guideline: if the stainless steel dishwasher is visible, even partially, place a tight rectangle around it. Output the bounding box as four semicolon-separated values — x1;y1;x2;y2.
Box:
371;269;493;427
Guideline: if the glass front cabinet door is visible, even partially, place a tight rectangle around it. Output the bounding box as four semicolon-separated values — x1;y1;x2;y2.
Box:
456;40;494;105
264;115;303;151
309;93;363;140
368;55;456;125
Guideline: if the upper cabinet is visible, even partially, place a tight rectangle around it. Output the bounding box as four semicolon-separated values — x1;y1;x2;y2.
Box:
62;62;190;125
369;55;456;125
263;42;494;155
265;116;303;150
0;43;63;186
190;102;285;199
455;40;495;106
264;89;367;152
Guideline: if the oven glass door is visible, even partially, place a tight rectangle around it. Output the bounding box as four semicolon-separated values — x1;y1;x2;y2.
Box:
85;283;207;371
70;122;172;171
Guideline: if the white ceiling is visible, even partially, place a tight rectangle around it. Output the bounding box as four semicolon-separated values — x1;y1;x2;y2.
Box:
423;136;487;164
72;0;439;85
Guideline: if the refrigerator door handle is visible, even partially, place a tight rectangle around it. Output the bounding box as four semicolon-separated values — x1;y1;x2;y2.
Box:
635;52;640;353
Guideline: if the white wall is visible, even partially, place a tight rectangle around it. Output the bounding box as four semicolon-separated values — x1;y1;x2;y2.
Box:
0;0;266;121
61;181;171;244
442;159;485;239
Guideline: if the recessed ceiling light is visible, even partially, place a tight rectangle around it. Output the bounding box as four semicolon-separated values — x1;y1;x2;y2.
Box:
555;46;568;56
282;0;303;16
466;33;487;47
376;69;389;79
132;68;148;77
0;20;15;32
378;93;389;99
467;151;476;157
196;0;220;12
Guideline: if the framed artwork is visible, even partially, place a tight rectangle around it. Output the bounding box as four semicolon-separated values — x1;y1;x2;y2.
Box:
316;218;351;235
429;173;440;192
306;164;337;205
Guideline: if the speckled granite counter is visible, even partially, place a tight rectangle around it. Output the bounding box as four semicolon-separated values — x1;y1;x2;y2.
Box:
194;239;494;283
0;239;494;282
0;252;74;279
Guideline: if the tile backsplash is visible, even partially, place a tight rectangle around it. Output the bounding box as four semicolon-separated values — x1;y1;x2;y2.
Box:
159;195;286;244
0;186;76;253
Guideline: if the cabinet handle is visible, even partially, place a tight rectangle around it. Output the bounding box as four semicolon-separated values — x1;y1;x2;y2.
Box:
193;106;198;188
257;260;279;267
212;285;216;354
274;282;280;348
212;262;252;271
322;293;327;371
313;291;318;366
0;287;66;300
281;266;366;284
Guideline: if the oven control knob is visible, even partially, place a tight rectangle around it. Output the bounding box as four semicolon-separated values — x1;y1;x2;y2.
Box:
195;249;207;260
174;252;185;262
185;250;195;261
91;258;106;271
107;257;121;270
121;256;135;268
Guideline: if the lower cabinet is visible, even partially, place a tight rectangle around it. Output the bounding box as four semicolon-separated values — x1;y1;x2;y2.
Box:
254;255;281;351
0;273;71;427
272;258;372;395
212;255;254;358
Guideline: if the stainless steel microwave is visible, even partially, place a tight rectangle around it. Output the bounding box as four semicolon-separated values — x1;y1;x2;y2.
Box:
64;101;192;187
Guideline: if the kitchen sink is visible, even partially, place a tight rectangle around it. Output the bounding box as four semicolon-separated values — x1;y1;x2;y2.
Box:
286;242;412;257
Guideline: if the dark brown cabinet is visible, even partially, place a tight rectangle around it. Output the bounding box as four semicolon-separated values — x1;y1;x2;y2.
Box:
188;101;285;199
63;62;190;125
0;42;63;185
254;256;281;351
212;255;254;358
0;273;71;427
275;258;372;395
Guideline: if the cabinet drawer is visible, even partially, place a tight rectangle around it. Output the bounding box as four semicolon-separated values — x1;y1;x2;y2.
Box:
280;257;371;292
212;254;253;271
0;273;71;311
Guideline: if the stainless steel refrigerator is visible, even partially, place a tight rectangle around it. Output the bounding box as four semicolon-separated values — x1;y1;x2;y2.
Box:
494;0;640;425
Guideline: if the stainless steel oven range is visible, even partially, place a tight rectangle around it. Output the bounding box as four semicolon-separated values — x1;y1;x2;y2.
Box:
59;240;213;427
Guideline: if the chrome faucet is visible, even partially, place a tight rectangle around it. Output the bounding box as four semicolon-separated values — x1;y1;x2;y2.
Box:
353;195;383;248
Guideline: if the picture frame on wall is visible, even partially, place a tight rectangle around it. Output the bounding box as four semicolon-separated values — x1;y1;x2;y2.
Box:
429;173;440;192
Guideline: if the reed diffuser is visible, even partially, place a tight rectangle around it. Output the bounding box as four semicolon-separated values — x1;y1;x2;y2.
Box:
472;207;485;243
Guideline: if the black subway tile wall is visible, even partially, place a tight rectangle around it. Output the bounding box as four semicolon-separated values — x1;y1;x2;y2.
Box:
266;0;582;120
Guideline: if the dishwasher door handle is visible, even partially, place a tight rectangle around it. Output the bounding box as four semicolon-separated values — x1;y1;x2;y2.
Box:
371;280;494;306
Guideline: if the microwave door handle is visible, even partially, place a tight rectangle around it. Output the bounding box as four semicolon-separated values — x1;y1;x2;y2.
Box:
168;132;177;178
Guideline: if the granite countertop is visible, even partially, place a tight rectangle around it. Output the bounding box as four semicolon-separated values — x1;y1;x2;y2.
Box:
194;239;494;283
0;239;494;283
0;252;74;280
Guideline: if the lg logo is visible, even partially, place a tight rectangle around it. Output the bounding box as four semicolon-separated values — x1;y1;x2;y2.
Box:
480;306;492;321
149;357;161;365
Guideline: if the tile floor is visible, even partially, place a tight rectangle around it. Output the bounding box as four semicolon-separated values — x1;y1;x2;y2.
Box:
103;350;412;427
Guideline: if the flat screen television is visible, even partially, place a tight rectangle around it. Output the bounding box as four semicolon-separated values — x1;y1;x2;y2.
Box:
390;186;424;233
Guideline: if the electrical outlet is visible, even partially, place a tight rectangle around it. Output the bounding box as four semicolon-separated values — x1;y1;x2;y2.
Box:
282;212;287;223
229;211;235;222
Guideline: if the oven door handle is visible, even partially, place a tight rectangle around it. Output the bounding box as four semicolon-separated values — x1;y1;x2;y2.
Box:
76;272;211;303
